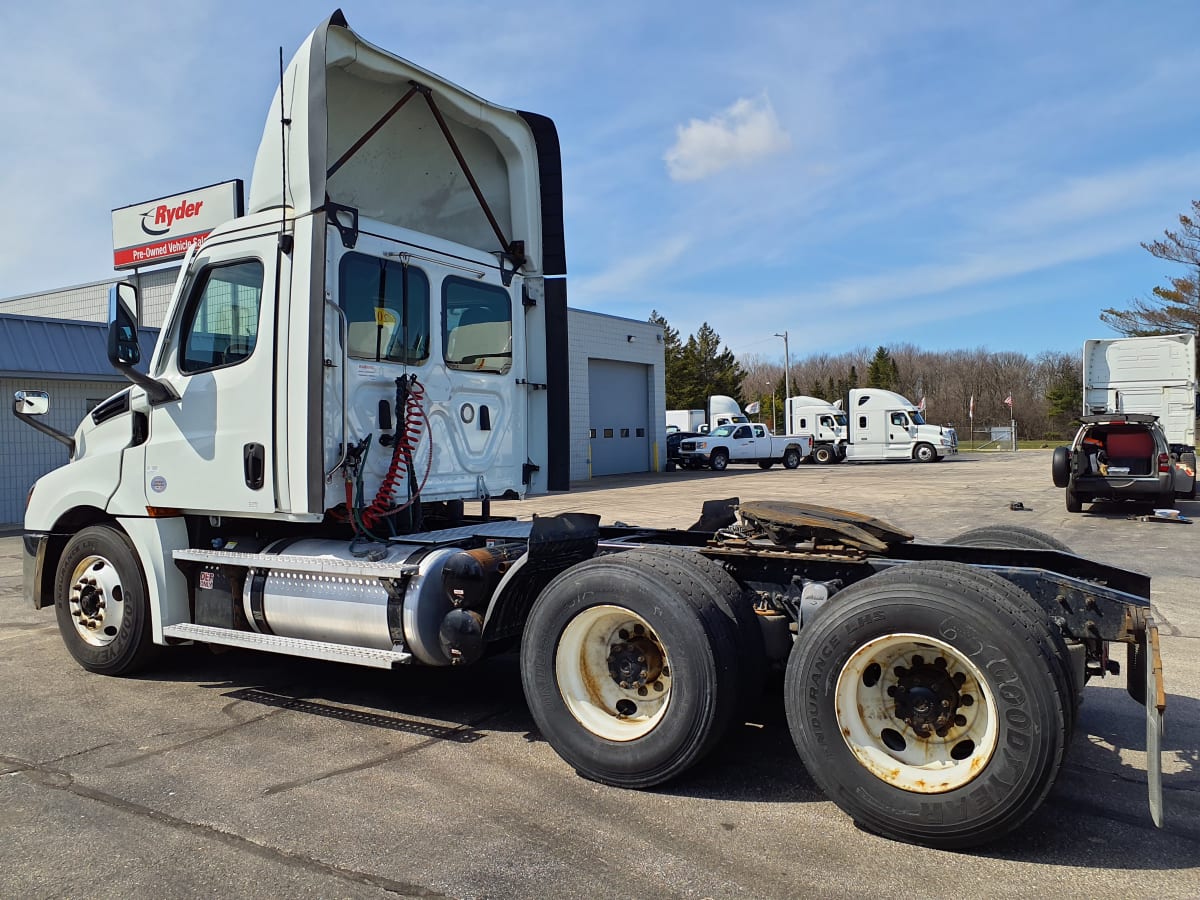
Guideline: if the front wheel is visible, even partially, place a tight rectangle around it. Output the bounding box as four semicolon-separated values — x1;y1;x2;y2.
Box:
53;525;158;675
710;450;729;471
813;445;835;465
520;554;741;788
914;443;937;463
784;564;1066;849
782;448;801;469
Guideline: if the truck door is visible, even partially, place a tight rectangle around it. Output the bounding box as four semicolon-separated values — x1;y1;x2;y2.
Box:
885;410;915;458
143;231;280;513
731;424;756;460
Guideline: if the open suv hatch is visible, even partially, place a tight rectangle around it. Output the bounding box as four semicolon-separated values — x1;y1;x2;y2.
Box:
1052;414;1196;513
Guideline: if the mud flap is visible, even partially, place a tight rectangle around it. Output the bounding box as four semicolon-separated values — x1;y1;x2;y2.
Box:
1145;618;1166;827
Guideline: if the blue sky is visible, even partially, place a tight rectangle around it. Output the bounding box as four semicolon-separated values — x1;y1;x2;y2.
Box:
2;1;1198;363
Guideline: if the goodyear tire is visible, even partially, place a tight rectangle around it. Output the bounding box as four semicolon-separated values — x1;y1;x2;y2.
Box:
53;525;159;675
521;554;741;788
710;450;729;471
784;563;1066;849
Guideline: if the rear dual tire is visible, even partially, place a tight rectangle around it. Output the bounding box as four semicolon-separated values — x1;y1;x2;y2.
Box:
520;552;744;788
784;562;1067;849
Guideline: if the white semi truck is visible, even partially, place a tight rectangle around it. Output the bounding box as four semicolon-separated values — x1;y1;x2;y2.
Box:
786;396;849;463
666;395;748;434
842;388;957;462
12;11;1165;850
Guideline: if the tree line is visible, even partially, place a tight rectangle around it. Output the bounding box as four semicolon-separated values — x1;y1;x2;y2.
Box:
652;200;1200;441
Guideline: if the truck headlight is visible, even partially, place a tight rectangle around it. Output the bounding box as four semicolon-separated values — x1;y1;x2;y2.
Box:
696;441;707;450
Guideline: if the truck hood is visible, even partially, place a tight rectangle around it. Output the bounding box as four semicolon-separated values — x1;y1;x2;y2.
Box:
248;9;564;277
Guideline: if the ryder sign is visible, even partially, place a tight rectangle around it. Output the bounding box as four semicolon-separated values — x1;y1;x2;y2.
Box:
111;180;243;270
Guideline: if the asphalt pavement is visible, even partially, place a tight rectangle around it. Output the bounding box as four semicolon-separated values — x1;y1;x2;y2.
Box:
2;451;1197;898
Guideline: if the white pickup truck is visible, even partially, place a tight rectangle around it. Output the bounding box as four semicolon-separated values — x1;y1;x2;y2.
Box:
678;423;813;470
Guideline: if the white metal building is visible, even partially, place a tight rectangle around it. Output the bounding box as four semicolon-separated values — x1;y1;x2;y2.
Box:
0;268;665;524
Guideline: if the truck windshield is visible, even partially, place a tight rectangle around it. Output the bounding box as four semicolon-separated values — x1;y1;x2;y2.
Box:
710;425;736;437
909;411;926;426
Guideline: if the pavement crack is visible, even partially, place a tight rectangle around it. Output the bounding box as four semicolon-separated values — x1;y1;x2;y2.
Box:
4;753;447;897
106;709;288;768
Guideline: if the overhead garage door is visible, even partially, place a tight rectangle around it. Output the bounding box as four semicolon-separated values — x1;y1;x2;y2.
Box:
588;359;650;476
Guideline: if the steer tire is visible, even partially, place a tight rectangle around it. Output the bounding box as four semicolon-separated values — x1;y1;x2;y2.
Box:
520;553;741;788
813;445;835;465
914;443;937;463
784;563;1067;849
54;525;159;676
710;450;729;471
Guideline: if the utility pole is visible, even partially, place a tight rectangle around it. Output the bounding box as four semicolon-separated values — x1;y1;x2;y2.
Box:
775;331;791;434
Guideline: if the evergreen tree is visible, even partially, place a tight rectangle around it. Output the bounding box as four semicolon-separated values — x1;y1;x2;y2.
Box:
866;346;901;390
650;311;688;409
678;323;745;409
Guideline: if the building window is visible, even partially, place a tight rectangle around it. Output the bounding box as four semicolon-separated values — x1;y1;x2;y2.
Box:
603;428;614;438
635;427;645;437
589;428;597;439
620;428;630;438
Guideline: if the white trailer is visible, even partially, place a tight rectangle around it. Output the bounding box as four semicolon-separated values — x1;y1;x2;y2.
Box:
843;388;957;463
10;11;1165;850
1083;334;1197;451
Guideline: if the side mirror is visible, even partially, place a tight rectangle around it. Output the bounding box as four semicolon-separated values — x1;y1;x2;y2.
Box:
13;390;49;416
107;282;141;367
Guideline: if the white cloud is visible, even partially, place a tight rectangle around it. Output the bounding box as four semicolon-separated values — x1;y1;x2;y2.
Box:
664;95;791;182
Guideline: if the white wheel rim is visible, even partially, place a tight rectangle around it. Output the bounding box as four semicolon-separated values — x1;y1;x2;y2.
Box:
67;554;127;647
555;604;672;741
834;633;998;793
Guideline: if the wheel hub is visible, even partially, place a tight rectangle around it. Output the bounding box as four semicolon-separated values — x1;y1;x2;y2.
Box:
889;655;965;737
68;556;125;646
607;628;665;691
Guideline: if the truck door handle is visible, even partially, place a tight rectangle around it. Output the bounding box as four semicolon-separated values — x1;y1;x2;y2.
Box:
244;443;265;490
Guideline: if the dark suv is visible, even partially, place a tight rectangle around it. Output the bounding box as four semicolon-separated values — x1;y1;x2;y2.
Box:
1052;414;1195;513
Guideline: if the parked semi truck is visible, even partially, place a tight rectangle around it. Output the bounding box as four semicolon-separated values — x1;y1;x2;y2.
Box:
786;395;848;463
666;395;748;434
13;11;1165;850
842;388;957;462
